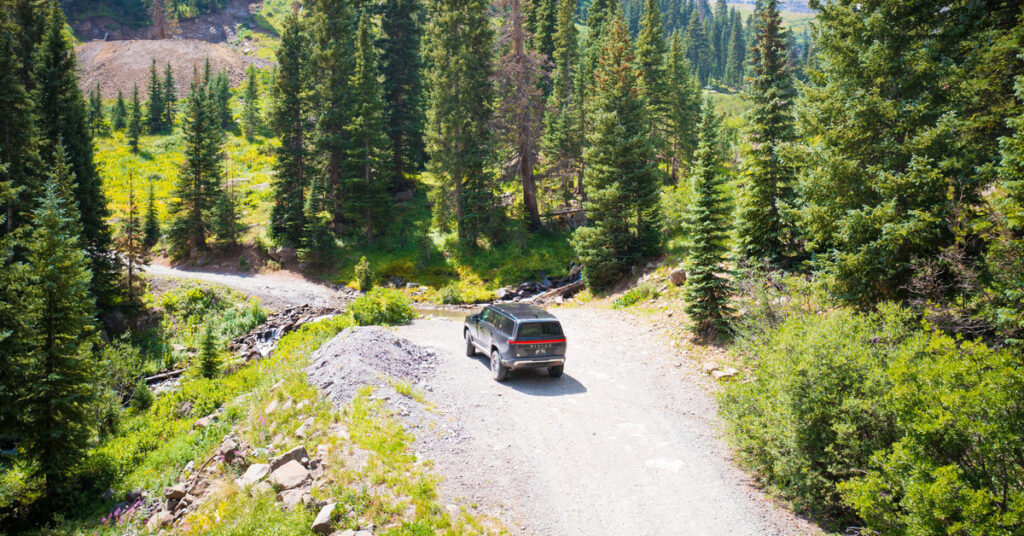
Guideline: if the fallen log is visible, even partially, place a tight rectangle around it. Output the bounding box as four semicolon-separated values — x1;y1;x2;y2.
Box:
530;280;584;303
144;369;184;384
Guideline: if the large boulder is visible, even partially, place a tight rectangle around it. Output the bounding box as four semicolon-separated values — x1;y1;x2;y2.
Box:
269;460;310;490
235;463;270;488
669;268;687;286
270;445;309;471
312;503;336;534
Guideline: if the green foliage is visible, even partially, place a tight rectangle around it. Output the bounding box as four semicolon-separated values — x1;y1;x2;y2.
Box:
127;84;142;154
541;0;583;203
269;12;308;248
143;181;160;249
612;284;659;309
572;16;661;291
354;256;373;292
380;0;426;182
438;283;461;305
682;99;733;337
197;326;220;379
721;303;1024;533
348;288;414;326
241;65;260;141
145;59;167;133
129;380;153;412
111;90;127;131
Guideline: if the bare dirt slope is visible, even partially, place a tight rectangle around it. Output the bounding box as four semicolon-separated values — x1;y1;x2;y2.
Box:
76;39;272;99
145;264;821;535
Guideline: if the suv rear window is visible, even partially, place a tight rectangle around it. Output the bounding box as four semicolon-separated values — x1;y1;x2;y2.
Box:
516;321;563;339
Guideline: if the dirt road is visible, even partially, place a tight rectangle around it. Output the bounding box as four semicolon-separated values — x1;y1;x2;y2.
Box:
395;310;819;536
147;264;820;535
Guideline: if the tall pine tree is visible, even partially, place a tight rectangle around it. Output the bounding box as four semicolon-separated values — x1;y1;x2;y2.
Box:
146;58;166;132
665;32;700;183
734;0;796;266
128;83;142;154
572;16;661;290
143;180;160;249
724;10;744;87
634;0;669;181
111;89;126;131
683;98;732;337
380;0;426;187
541;0;583;202
270;12;308;248
241;64;260;141
168;79;222;257
683;9;711;85
424;0;498;245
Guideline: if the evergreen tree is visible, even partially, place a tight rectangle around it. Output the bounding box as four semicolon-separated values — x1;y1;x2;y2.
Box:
269;12;308;248
168;80;222;257
586;0;615;35
683;97;732;337
528;0;558;62
32;2;120;312
162;61;176;125
0;168;32;446
380;0;426;187
724;10;744;87
572;17;661;290
87;83;107;136
0;2;42;235
424;0;498;245
683;9;711;85
241;64;260;141
128;83;142;154
665;32;700;183
211;70;233;131
146;58;165;132
634;0;669;181
541;0;583;202
115;172;149;302
345;13;393;243
710;0;727;80
143;180;160;249
22;178;99;495
197;326;219;379
307;0;357;232
111;89;127;131
495;0;546;231
735;0;795;266
211;186;237;244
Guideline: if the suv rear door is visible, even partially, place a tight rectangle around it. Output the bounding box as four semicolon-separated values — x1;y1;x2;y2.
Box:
511;321;567;357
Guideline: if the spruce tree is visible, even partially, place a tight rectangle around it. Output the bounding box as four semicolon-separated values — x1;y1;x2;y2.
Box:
0;3;42;235
571;16;661;290
211;186;237;244
634;0;669;181
269;12;308;248
541;0;583;202
241;64;259;141
665;32;700;183
683;98;732;337
146;58;165;132
128;83;142;154
683;10;711;85
32;2;119;312
88;83;107;136
197;326;219;379
734;0;796;266
143;180;160;249
168;80;222;257
112;89;127;131
0;169;32;446
528;0;558;63
724;10;744;87
380;0;426;186
307;0;357;232
115;172;149;302
211;70;233;131
162;61;176;125
424;0;498;245
345;13;393;243
22;178;99;495
710;0;727;81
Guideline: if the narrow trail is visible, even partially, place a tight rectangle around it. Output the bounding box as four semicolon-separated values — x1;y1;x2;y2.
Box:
146;264;821;535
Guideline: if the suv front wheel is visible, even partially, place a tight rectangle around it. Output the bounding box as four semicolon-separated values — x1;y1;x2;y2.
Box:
490;349;508;382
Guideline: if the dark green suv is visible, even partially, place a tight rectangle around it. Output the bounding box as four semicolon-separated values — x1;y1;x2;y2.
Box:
464;304;567;381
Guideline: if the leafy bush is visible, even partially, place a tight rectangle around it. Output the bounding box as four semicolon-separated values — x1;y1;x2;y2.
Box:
439;283;461;305
348;288;415;326
720;305;1024;533
354;256;374;292
612;284;660;309
129;380;154;412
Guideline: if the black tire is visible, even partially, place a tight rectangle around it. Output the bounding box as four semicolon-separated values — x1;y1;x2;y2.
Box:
548;365;564;378
490;349;508;382
465;330;477;356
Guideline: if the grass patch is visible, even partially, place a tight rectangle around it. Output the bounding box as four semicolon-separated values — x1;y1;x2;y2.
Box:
612;284;661;309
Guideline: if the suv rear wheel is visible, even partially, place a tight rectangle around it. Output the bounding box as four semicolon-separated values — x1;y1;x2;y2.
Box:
465;330;476;356
548;365;564;378
490;349;508;382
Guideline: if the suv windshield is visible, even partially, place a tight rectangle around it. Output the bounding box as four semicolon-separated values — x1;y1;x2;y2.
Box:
516;321;563;339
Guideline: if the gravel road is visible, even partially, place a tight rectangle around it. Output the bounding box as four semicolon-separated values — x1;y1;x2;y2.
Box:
394;309;821;536
145;264;821;535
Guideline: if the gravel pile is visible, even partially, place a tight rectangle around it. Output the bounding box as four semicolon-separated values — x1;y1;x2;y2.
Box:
306;327;438;406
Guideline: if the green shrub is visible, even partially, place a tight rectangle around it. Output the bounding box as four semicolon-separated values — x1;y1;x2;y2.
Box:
720;305;1024;533
130;380;154;412
348;288;415;326
197;327;221;379
354;256;374;292
612;284;660;309
438;283;461;305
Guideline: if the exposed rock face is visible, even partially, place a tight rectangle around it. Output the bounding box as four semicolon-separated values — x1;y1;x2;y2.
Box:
269;460;310;490
230;305;341;361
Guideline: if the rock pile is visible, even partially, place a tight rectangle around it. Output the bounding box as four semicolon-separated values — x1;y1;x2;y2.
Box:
230;305;341;361
306;327;438;406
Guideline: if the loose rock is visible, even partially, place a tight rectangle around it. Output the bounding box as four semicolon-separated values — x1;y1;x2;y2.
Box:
270;460;310;490
236;463;270;488
312;503;336;534
270;445;309;470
